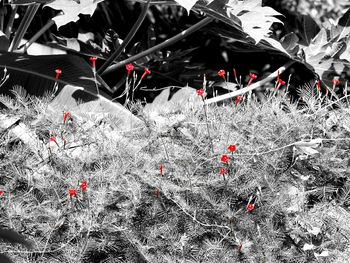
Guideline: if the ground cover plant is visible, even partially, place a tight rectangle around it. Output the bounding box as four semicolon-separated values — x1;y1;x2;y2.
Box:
0;0;350;262
0;80;350;262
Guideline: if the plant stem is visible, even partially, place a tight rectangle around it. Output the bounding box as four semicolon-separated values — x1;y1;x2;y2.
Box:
101;17;213;76
98;0;151;74
5;5;18;38
201;97;214;155
23;19;55;52
204;61;294;105
9;4;40;52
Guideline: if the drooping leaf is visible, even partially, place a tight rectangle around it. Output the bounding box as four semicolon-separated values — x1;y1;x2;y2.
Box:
44;0;105;29
0;51;110;97
6;0;50;4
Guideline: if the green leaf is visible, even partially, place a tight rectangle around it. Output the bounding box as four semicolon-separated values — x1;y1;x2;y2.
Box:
336;8;350;40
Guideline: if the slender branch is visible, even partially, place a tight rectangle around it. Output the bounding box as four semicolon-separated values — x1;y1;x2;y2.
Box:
204;61;294;105
98;0;151;74
9;4;40;52
5;5;17;37
101;17;213;76
23;19;55;52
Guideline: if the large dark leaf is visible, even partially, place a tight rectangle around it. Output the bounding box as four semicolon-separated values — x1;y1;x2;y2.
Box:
0;228;32;249
0;51;110;98
296;15;320;46
0;254;13;263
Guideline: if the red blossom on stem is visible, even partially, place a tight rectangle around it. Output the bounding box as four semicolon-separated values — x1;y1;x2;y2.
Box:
80;181;87;193
228;144;236;153
69;189;77;198
218;69;226;80
49;136;59;146
160;164;163;176
235;96;241;107
247;203;254;212
141;67;151;80
63;111;71;124
233;68;237;80
55;69;62;81
221;154;229;164
316;80;321;91
275;78;286;91
197;89;205;97
89;56;97;69
156;187;160;198
125;64;134;76
247;72;257;86
219;168;226;176
332;78;340;86
0;191;3;197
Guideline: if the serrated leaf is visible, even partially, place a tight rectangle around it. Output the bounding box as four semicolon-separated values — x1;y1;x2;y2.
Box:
45;0;105;29
226;0;283;44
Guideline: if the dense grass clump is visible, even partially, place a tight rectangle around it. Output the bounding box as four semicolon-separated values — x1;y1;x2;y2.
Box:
0;86;349;262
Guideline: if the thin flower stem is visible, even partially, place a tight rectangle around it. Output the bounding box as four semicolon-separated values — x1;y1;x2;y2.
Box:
23;19;55;52
201;97;214;154
204;61;294;105
5;5;18;37
9;4;40;52
98;0;151;74
101;17;213;76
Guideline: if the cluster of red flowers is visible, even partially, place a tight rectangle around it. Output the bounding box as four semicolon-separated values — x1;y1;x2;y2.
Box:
125;63;151;80
69;181;88;199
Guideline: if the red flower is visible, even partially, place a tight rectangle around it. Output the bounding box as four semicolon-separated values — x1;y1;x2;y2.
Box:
235;96;241;107
80;181;87;193
156;187;160;198
278;79;286;86
228;144;236;153
63;111;71;124
218;69;226;80
247;203;254;212
141;67;151;80
49;136;59;146
69;189;77;198
0;191;3;198
275;78;286;91
197;89;204;97
89;56;97;69
233;68;237;80
125;64;134;76
55;69;62;81
247;72;257;86
221;154;229;164
316;80;321;91
160;164;163;175
332;78;340;86
219;168;226;176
